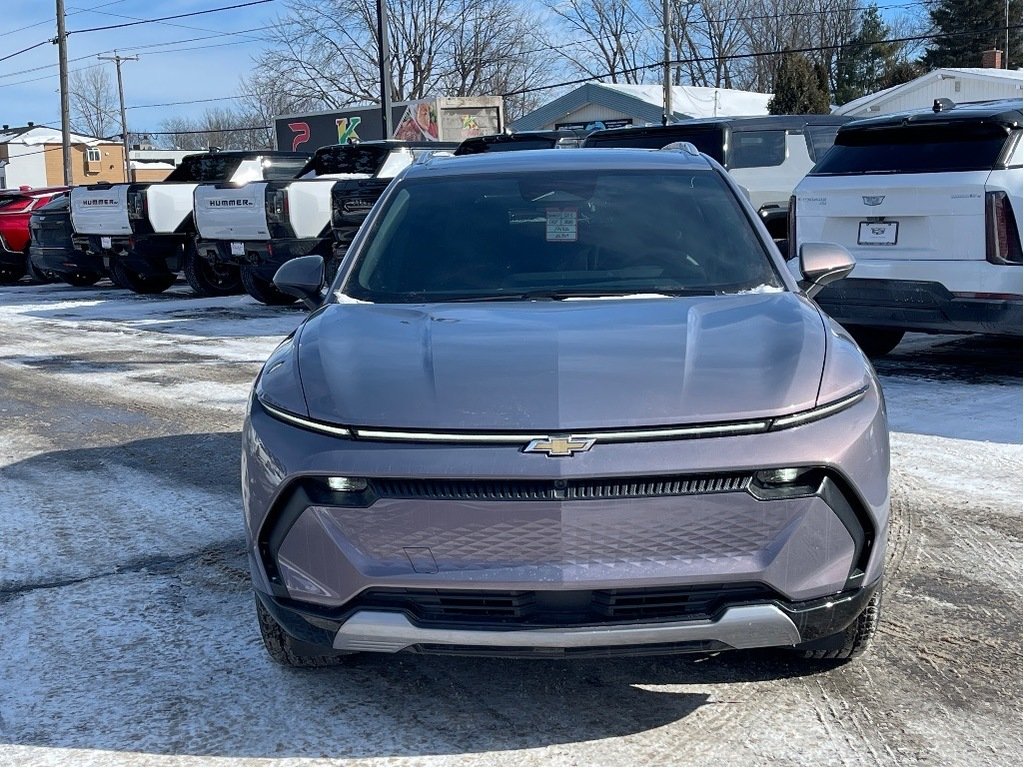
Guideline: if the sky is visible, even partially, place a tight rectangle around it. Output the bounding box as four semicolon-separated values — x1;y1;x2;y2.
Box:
0;0;934;139
1;0;278;134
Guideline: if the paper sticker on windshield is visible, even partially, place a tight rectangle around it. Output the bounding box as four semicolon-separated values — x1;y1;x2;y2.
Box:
546;207;578;242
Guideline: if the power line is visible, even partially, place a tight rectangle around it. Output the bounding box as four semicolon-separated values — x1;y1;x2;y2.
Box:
0;0;127;40
0;28;268;82
0;40;50;65
127;95;244;110
67;0;277;35
65;7;269;44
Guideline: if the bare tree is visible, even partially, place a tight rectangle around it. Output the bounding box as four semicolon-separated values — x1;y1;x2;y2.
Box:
542;0;655;84
158;107;270;151
252;0;547;111
237;72;326;148
68;66;118;139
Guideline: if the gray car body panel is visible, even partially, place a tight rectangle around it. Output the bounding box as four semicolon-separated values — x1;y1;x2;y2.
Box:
242;148;889;652
295;294;827;430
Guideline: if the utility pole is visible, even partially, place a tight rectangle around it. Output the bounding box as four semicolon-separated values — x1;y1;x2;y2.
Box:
55;0;72;185
662;0;672;125
98;52;138;182
377;0;393;139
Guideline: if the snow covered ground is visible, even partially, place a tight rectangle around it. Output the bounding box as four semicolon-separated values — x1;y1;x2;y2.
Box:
0;281;1020;766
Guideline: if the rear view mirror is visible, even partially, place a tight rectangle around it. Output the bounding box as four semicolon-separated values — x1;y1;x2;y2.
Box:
273;255;325;310
798;242;855;299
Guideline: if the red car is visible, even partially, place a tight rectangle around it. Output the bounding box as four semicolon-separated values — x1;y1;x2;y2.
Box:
0;186;69;283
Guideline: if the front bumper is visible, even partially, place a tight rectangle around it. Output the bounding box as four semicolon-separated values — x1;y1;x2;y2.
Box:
256;579;880;657
243;379;889;656
195;237;324;280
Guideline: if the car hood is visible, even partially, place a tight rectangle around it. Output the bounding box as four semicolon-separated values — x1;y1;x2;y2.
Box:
296;294;827;431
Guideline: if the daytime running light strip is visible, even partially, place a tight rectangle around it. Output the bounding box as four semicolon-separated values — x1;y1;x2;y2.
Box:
259;388;868;444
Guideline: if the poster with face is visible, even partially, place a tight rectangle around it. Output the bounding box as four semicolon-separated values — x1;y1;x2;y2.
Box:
393;100;439;141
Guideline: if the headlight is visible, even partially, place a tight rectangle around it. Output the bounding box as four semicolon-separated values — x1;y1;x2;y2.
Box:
256;394;353;438
769;387;868;430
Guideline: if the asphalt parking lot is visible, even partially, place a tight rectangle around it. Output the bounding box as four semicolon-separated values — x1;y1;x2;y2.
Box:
0;280;1021;766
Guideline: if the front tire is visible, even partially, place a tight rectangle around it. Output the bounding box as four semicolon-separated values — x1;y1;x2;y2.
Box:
795;589;881;661
255;595;353;667
183;243;242;297
241;266;297;306
846;325;905;358
110;259;176;294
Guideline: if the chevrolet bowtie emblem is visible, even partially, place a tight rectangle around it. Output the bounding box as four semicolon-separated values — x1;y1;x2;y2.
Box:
862;195;885;206
523;436;596;457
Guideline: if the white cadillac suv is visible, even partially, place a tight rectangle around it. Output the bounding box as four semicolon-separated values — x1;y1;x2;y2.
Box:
791;98;1022;356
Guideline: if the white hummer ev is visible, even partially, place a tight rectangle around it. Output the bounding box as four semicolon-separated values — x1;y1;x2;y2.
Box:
69;150;309;295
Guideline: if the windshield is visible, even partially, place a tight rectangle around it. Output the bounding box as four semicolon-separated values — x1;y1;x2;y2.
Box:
811;122;1011;175
165;155;244;182
585;128;726;163
342;169;781;303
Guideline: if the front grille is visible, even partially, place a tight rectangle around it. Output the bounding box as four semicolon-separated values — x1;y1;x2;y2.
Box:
372;473;750;502
345;583;776;628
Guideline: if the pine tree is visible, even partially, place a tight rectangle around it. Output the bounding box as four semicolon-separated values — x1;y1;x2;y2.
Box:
923;0;1023;69
768;52;832;114
835;5;898;105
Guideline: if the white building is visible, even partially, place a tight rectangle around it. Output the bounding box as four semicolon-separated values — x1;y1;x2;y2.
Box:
510;82;772;132
834;68;1023;117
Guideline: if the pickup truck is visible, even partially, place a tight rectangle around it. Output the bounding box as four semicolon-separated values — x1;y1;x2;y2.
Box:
69;150;309;295
193;140;456;304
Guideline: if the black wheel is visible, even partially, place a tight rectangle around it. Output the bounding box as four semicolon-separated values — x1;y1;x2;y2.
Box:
110;259;176;294
183;243;242;297
56;271;102;287
846;325;905;358
241;266;298;306
0;264;26;284
795;589;881;661
255;595;353;667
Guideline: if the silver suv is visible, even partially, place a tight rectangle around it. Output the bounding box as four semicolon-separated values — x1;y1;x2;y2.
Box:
244;147;888;666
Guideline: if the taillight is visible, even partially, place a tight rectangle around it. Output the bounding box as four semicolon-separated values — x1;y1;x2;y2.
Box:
267;189;289;220
127;190;147;220
787;195;797;260
986;191;1022;265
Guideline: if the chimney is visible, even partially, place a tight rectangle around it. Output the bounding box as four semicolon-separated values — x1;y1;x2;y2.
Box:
982;48;1003;68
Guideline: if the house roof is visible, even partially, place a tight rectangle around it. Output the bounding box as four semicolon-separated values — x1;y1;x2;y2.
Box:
510;82;772;131
0;125;117;146
834;68;1024;116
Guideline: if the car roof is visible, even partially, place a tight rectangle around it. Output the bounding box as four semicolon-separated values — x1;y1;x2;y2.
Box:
181;150;311;160
586;114;851;140
313;140;460;154
841;98;1023;131
404;147;715;179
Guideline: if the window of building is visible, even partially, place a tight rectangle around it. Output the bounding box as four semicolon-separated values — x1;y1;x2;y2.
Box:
86;148;102;162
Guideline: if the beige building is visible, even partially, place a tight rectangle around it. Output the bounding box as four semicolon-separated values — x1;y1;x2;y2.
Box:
0;124;127;188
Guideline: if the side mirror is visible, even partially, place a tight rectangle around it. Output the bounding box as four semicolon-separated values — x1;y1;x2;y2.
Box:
798;242;854;299
273;255;325;310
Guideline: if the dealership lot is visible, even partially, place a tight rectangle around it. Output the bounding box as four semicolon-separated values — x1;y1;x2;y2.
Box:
0;280;1020;766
